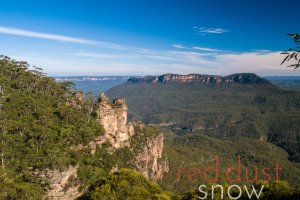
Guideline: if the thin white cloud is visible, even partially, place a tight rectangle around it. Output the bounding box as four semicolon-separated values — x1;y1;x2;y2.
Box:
172;44;186;49
140;54;177;61
171;43;230;53
166;51;216;66
72;52;136;59
0;26;96;44
7;47;298;76
251;49;275;54
193;27;228;34
0;26;131;50
192;46;224;52
213;51;285;75
172;44;228;53
1;26;298;76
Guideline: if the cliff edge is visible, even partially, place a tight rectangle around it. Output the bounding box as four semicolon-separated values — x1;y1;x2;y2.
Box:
128;73;270;84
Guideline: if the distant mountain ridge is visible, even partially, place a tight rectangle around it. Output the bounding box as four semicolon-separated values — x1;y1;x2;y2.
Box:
107;73;300;163
128;73;270;84
54;76;131;95
54;76;130;82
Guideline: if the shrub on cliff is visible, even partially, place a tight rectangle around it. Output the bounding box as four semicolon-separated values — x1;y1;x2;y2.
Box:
0;56;104;199
80;168;175;200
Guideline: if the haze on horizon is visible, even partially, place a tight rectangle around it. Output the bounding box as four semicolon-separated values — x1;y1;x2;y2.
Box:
0;0;300;76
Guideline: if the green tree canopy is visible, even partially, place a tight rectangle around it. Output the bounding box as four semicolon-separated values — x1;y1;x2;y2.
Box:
80;169;175;200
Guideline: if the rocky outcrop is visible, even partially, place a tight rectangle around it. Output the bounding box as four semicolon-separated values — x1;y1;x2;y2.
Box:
47;94;169;200
96;94;169;180
66;91;84;110
157;74;223;84
135;133;169;180
96;93;134;148
223;73;269;84
34;165;82;200
128;73;270;84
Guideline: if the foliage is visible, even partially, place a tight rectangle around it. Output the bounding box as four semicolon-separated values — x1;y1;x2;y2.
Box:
254;180;293;199
130;124;161;153
180;181;298;200
0;56;171;198
0;56;105;199
266;76;300;91
80;168;175;200
0;168;44;200
158;133;300;192
281;33;300;69
1;55;300;199
107;80;300;162
107;79;300;193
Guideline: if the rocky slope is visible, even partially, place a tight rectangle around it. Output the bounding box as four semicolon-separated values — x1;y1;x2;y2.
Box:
135;133;169;180
97;93;134;148
45;93;169;199
34;165;81;200
128;73;270;84
106;73;300;160
96;93;169;180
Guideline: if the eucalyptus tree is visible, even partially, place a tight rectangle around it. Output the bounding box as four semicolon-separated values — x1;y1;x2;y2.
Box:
281;34;300;69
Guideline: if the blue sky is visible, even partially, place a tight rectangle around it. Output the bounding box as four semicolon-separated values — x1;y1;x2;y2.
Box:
0;0;300;76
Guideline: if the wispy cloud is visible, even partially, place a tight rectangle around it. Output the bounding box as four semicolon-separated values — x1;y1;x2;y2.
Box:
214;51;284;75
1;26;297;76
193;26;228;34
0;26;131;50
251;49;276;54
0;26;97;44
172;44;187;49
72;52;136;59
6;46;294;76
192;46;225;52
172;44;228;53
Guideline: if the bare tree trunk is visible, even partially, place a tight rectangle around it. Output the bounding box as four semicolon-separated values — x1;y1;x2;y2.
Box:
1;140;4;169
87;99;95;123
0;85;5;169
87;113;91;123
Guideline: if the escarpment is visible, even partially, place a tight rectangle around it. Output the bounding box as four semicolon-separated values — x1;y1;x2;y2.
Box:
97;93;134;148
135;133;169;180
35;166;81;200
128;73;270;84
45;93;169;199
96;93;169;180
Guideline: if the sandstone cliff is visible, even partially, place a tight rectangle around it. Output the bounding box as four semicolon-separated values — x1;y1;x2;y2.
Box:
96;93;134;148
34;165;81;200
96;94;168;180
135;133;169;181
66;91;84;110
44;94;169;199
128;73;270;84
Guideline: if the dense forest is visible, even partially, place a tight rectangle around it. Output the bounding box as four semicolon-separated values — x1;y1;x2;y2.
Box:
0;56;165;199
107;74;300;195
107;77;300;162
1;56;300;199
